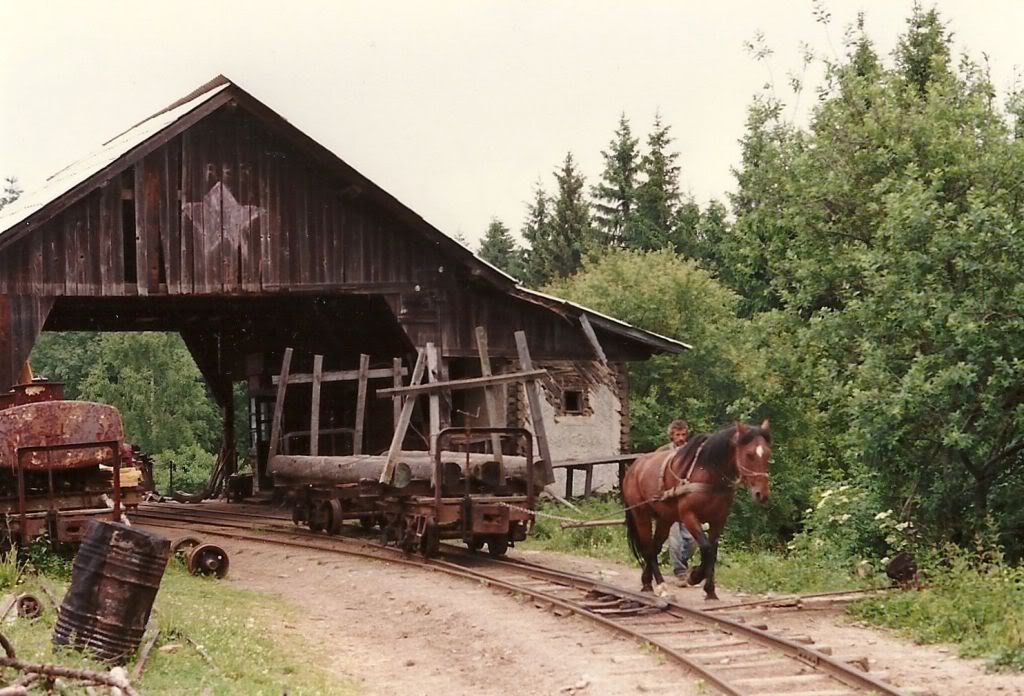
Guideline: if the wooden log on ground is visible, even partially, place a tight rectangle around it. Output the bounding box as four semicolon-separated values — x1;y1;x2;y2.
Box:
270;452;546;489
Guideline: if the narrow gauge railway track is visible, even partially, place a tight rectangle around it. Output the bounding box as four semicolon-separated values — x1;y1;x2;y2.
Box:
132;503;905;696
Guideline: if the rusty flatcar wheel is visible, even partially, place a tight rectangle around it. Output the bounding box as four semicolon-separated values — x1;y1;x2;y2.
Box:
466;536;484;553
187;543;230;578
325;500;344;535
419;523;440;558
170;535;202;561
487;536;509;558
15;594;42;619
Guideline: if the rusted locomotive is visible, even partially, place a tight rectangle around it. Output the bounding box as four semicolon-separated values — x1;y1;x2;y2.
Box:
0;378;143;545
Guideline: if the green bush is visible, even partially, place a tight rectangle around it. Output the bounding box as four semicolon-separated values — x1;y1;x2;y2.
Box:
153;443;217;494
850;544;1024;671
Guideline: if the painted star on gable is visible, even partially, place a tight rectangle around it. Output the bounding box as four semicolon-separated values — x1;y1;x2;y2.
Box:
183;181;264;242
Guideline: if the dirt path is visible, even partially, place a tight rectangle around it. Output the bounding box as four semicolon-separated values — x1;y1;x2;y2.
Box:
152;531;705;696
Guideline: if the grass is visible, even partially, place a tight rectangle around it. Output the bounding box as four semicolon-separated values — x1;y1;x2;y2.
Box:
848;547;1024;671
1;551;356;695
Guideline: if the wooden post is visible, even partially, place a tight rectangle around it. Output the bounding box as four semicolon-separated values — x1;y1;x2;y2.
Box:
309;354;323;457
267;348;293;475
426;343;440;457
475;327;504;472
380;349;427;484
392;357;403;427
223;383;236;477
565;467;574;499
584;464;594;499
514;331;554;484
353;353;370;455
579;314;608;366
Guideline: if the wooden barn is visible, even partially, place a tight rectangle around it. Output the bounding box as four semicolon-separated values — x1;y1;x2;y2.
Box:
0;76;687;492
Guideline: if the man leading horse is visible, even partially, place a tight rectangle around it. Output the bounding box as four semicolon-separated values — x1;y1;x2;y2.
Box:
622;420;772;600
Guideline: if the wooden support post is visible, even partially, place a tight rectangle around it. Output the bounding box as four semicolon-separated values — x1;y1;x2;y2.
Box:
354;353;370;455
565;467;574;499
309;354;323;457
380;349;427;484
579;314;609;366
392;357;403;428
426;343;440;457
514;331;554;485
223;384;236;477
266;348;293;486
584;464;594;499
475;327;504;472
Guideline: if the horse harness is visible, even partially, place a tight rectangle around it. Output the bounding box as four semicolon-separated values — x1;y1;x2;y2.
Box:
654;435;767;503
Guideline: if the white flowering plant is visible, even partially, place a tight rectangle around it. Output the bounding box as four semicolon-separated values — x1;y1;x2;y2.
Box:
788;474;916;571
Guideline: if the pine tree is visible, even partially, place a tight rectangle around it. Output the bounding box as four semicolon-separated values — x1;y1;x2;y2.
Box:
592;114;640;244
631;114;682;250
894;5;952;95
546;152;594;279
0;176;21;211
477;218;525;280
520;182;553;287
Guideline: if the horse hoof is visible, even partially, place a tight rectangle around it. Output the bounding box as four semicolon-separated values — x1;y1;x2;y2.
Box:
641;585;653;593
704;592;720;601
687;569;704;586
654;583;668;597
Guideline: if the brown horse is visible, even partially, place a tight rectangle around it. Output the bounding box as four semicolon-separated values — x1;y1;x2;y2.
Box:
622;421;772;600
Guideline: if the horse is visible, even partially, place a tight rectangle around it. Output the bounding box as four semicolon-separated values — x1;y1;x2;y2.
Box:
622;420;772;600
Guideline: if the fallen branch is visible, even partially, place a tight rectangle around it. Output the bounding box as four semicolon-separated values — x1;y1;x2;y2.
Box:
0;657;139;696
130;627;160;681
185;636;217;671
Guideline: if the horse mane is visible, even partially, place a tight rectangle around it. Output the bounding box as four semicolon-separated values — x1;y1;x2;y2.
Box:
685;424;772;473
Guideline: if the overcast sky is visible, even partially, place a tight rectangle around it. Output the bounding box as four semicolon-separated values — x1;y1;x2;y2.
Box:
2;1;1022;247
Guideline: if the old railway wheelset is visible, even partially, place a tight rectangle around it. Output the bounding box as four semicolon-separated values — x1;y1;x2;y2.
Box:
265;330;554;560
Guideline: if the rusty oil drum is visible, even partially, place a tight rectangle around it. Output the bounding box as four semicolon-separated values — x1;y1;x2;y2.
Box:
53;520;170;661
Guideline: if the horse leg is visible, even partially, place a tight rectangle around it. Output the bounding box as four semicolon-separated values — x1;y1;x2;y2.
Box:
650;517;673;595
631;506;656;592
702;523;726;601
678;512;712;588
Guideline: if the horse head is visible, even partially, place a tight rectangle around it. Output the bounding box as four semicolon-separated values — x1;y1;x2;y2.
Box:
733;419;772;504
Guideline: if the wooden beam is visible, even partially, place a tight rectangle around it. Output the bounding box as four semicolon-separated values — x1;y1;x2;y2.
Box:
353;353;369;456
266;348;294;484
579;314;608;366
515;331;554;485
273;366;406;385
309;354;323;457
375;369;547;398
426;343;440;457
391;357;403;428
475;326;504;472
380;349;427;484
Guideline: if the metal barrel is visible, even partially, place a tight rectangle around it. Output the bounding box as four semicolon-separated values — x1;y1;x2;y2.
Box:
53;520;170;661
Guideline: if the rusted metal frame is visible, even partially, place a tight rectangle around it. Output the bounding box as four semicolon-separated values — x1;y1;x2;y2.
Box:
272;365;407;385
474;327;504;475
353;353;369;456
309;354;323;457
15;440;121;545
426;343;440;457
379;348;427;484
514;331;554;485
375;369;547;398
265;348;293;492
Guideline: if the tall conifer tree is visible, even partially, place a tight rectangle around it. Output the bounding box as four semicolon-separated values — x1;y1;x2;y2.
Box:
592;114;640;245
632;114;682;250
477;218;525;280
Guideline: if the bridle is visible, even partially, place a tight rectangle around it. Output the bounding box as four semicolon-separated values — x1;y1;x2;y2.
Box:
733;436;770;487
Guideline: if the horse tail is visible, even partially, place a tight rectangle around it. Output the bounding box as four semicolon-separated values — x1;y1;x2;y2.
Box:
624;507;645;566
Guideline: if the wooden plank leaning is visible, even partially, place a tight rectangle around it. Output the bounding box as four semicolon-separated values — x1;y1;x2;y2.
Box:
392;357;403;427
353;353;370;455
475;327;504;474
310;354;323;457
375;370;548;398
265;347;294;492
426;343;441;457
514;331;554;485
379;349;427;485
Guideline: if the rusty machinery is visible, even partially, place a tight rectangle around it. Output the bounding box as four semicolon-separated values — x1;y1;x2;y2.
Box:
0;380;144;545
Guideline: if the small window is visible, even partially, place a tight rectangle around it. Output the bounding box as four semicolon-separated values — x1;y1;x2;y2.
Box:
562;389;585;415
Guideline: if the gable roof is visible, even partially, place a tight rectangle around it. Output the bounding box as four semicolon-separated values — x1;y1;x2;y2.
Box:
0;75;688;355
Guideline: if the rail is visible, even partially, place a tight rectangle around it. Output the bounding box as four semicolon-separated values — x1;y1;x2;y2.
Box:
130;502;906;696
